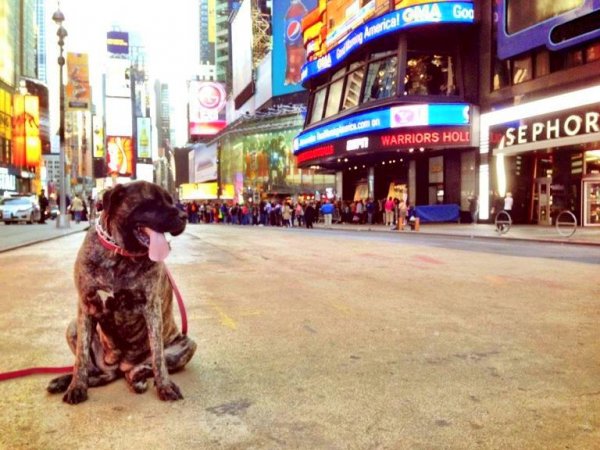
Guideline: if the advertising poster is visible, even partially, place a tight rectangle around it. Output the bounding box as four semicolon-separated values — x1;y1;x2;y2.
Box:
106;136;133;176
105;59;131;98
66;53;91;110
188;81;227;136
107;31;129;56
136;117;152;159
105;97;132;136
271;0;318;96
231;0;253;99
193;143;218;183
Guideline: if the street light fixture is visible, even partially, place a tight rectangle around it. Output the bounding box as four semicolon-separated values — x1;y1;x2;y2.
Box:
53;4;69;228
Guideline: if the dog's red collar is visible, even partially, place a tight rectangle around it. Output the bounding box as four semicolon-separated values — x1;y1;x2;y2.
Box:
95;222;148;258
94;219;188;335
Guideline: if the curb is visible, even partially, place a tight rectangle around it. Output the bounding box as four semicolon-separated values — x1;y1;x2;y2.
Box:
310;224;600;247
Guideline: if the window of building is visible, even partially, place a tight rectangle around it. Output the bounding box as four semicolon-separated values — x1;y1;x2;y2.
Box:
342;62;365;110
310;87;327;124
405;53;456;95
512;54;532;84
362;54;398;102
324;68;347;118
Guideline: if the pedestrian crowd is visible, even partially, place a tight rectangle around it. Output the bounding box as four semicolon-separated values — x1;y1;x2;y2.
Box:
179;197;414;229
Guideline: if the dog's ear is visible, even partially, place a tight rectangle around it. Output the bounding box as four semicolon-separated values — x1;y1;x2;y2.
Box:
102;184;127;219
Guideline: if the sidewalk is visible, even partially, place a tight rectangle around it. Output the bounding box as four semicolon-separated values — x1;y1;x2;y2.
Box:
2;219;599;253
0;221;90;253
312;221;600;246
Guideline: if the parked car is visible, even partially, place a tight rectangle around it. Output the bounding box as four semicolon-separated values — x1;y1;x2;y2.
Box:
0;195;41;224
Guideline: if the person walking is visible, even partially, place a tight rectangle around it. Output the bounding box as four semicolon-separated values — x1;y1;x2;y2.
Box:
70;194;84;224
38;189;49;224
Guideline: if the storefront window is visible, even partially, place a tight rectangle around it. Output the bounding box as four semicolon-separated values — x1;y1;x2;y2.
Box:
405;54;456;96
342;62;365;110
362;55;398;102
585;150;600;174
324;68;347;119
309;88;327;124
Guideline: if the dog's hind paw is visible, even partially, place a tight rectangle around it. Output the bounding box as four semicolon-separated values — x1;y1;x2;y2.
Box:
63;386;88;404
47;374;72;394
156;380;184;401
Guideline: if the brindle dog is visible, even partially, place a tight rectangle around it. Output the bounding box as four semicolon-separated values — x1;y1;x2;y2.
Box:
47;181;196;404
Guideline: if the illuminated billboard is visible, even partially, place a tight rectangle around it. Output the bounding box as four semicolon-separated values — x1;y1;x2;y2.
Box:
12;94;41;167
192;143;218;183
66;53;91;110
271;0;318;96
105;97;132;136
231;0;253;100
496;0;600;59
136;117;151;159
301;1;475;83
105;59;131;98
107;31;129;56
294;103;471;152
106;136;134;176
188;81;227;136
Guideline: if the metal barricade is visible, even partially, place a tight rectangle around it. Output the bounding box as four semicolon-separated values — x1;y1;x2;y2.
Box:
555;210;577;238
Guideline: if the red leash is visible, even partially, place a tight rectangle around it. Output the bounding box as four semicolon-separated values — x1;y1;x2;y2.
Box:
0;225;188;382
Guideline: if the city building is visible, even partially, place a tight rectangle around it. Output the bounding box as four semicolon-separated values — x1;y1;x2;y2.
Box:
0;0;46;196
295;0;478;221
478;0;600;227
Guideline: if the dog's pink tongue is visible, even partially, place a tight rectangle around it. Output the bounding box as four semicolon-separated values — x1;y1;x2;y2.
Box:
144;227;170;262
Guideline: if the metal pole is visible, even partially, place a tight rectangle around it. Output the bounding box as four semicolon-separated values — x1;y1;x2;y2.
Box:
56;29;69;228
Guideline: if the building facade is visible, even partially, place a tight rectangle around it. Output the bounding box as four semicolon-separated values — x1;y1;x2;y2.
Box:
477;0;600;227
295;0;478;220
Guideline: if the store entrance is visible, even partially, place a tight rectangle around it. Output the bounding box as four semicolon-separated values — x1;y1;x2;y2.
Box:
583;178;600;226
534;177;552;225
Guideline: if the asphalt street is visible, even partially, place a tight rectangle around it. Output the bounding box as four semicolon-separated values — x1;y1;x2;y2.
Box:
0;224;598;449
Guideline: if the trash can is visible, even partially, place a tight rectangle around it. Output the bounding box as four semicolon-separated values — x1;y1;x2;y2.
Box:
410;217;420;231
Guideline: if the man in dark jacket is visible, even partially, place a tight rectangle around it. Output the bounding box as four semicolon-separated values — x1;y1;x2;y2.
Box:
304;202;316;229
38;189;49;224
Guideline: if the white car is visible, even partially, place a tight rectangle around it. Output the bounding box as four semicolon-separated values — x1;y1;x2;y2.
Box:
0;195;41;224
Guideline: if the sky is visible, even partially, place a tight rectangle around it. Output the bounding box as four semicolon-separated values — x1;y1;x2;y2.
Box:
46;0;199;147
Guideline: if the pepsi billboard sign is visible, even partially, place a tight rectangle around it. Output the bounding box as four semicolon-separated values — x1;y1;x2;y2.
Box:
301;1;474;84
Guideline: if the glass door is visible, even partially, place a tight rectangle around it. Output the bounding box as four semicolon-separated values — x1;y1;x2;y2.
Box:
536;177;552;225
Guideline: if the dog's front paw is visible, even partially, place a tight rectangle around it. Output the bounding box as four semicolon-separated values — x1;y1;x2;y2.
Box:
156;380;183;401
63;385;88;404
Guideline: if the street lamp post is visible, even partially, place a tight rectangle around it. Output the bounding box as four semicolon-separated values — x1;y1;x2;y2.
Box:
53;5;69;228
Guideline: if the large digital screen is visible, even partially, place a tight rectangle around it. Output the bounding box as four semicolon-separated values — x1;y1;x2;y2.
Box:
136;117;151;159
272;0;318;96
302;1;475;83
192;143;218;183
188;81;227;136
105;58;131;98
231;0;253;99
105;97;132;136
106;136;134;176
497;0;600;59
294;103;471;152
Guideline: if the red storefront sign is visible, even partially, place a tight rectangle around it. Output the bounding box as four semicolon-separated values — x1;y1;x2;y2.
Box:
296;144;335;164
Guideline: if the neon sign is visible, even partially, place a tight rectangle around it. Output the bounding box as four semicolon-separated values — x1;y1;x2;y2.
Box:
294;103;470;153
301;1;474;83
296;144;334;163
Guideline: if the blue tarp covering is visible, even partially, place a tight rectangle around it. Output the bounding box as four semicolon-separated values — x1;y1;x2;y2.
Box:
415;204;460;223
